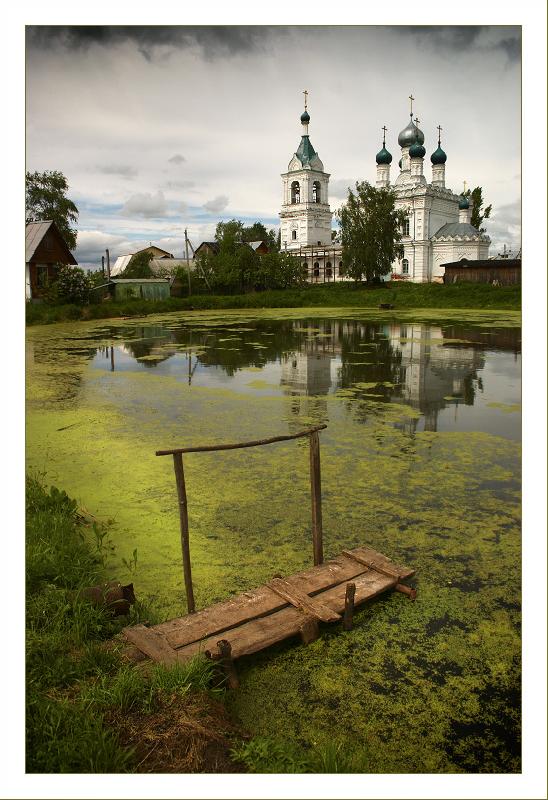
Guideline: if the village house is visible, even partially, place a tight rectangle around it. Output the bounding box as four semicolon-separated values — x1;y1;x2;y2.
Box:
25;220;77;300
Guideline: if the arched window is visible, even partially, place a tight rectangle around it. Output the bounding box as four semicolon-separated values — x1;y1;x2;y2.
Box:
291;230;297;240
402;218;410;236
291;181;300;203
312;181;321;203
338;260;344;276
302;261;308;270
326;261;332;279
313;262;320;278
402;258;409;275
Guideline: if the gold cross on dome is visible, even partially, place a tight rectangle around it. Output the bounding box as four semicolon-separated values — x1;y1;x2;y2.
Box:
414;116;420;126
303;89;308;110
463;180;467;193
382;125;387;144
409;94;415;114
437;124;443;139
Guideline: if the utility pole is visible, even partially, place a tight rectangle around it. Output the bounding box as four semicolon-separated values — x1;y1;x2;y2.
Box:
106;249;111;281
185;228;191;297
101;255;105;279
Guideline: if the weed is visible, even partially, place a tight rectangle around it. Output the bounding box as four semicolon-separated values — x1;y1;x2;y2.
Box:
231;736;310;773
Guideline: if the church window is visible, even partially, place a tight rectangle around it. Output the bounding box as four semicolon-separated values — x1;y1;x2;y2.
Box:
326;261;332;279
338;260;344;276
402;259;409;275
313;262;320;278
292;230;297;240
312;181;321;203
402;218;410;236
291;181;300;203
302;261;308;269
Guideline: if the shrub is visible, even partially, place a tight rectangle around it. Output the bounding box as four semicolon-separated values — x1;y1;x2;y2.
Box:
51;265;93;305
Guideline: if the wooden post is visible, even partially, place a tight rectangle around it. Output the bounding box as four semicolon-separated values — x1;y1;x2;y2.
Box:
185;228;191;297
101;255;105;278
110;346;114;372
216;639;239;689
299;616;319;645
395;583;417;601
309;431;324;566
106;249;110;281
343;582;356;630
172;452;196;613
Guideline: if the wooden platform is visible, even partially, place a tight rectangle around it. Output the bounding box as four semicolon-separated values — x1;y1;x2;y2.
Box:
122;546;415;667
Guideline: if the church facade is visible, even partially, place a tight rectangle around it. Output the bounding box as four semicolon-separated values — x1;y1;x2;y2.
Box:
279;96;490;283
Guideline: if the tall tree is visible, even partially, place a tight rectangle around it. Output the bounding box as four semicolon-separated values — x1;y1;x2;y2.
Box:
26;170;79;251
121;250;154;279
464;186;492;232
336;181;406;282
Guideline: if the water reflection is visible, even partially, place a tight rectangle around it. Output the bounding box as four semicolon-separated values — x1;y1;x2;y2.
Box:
87;317;521;440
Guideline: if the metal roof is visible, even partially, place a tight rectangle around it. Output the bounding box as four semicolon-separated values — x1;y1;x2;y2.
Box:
26;220;77;264
441;258;521;269
110;255;133;276
247;241;267;251
431;222;485;239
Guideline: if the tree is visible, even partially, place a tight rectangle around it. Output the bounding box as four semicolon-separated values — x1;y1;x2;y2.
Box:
336;182;406;282
26;170;79;251
52;265;92;305
121;251;154;279
464;186;492;232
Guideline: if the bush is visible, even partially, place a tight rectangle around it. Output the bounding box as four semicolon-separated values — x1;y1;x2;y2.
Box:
50;265;93;305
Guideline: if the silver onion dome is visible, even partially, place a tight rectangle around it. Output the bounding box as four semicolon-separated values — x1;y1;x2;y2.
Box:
398;115;425;148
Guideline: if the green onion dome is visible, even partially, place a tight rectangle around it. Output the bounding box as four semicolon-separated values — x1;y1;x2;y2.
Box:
431;145;447;165
409;140;426;159
458;195;470;210
376;146;392;165
300;110;310;124
398;115;424;147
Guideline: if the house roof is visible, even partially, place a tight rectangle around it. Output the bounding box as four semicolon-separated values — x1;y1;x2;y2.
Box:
110;278;170;284
110;255;133;276
149;258;194;273
26;220;77;264
247;240;268;251
194;241;219;255
133;245;173;257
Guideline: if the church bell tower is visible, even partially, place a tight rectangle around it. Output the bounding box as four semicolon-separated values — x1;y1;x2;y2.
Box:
279;92;333;250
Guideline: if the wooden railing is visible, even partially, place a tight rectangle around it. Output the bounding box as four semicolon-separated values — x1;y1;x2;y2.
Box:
156;425;327;614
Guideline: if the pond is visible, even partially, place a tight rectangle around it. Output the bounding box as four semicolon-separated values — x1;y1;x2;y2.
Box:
26;308;521;773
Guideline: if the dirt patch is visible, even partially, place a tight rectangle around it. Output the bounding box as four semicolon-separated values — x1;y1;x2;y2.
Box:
107;691;247;773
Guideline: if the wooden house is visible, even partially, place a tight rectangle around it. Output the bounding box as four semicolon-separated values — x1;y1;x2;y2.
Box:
25;220;77;300
442;258;521;285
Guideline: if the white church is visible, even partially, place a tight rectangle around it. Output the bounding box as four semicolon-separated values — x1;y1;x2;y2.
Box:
279;94;490;283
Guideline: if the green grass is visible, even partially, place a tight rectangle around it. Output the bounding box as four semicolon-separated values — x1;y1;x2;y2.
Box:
231;736;369;773
26;280;520;325
25;475;223;773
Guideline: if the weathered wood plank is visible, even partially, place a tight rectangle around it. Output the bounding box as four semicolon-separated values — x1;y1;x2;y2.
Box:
123;547;414;658
123;624;178;665
344;547;415;580
156;553;370;649
267;577;341;623
170;569;395;662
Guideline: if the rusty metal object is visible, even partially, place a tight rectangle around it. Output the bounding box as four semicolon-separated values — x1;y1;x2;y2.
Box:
395;583;417;601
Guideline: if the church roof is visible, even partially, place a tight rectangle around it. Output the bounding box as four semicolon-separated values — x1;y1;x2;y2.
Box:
432;222;489;240
295;135;318;166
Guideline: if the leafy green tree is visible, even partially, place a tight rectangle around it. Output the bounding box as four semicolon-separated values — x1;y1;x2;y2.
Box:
121;251;154;278
464;186;492;232
26;170;79;251
336;181;406;282
215;220;245;254
52;265;92;305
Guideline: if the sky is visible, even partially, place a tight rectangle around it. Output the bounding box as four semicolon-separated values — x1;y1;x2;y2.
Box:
25;25;522;268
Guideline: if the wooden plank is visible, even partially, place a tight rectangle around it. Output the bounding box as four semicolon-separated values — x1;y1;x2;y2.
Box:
344;547;415;580
123;624;178;665
171;568;396;662
267;577;341;623
343;582;356;631
128;548;413;653
155;553;369;649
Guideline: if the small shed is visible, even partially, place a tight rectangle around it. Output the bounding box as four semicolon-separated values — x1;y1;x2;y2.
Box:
110;278;171;301
442;258;521;285
26;220;77;300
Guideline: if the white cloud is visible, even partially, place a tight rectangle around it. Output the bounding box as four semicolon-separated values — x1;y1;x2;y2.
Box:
168;153;186;164
95;164;138;179
203;195;229;213
122;191;168;218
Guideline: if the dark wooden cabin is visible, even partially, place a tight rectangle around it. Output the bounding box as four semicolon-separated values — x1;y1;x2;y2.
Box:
442;258;521;285
26;220;77;299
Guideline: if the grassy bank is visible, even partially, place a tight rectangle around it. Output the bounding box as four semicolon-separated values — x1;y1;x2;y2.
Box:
26;281;520;325
25;476;245;773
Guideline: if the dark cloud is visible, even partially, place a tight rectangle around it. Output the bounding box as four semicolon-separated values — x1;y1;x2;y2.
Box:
391;25;521;62
168;154;186;165
96;164;138;179
164;180;195;190
26;25;283;61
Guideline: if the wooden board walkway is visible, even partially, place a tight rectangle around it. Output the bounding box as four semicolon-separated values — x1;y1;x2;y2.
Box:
122;546;416;668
